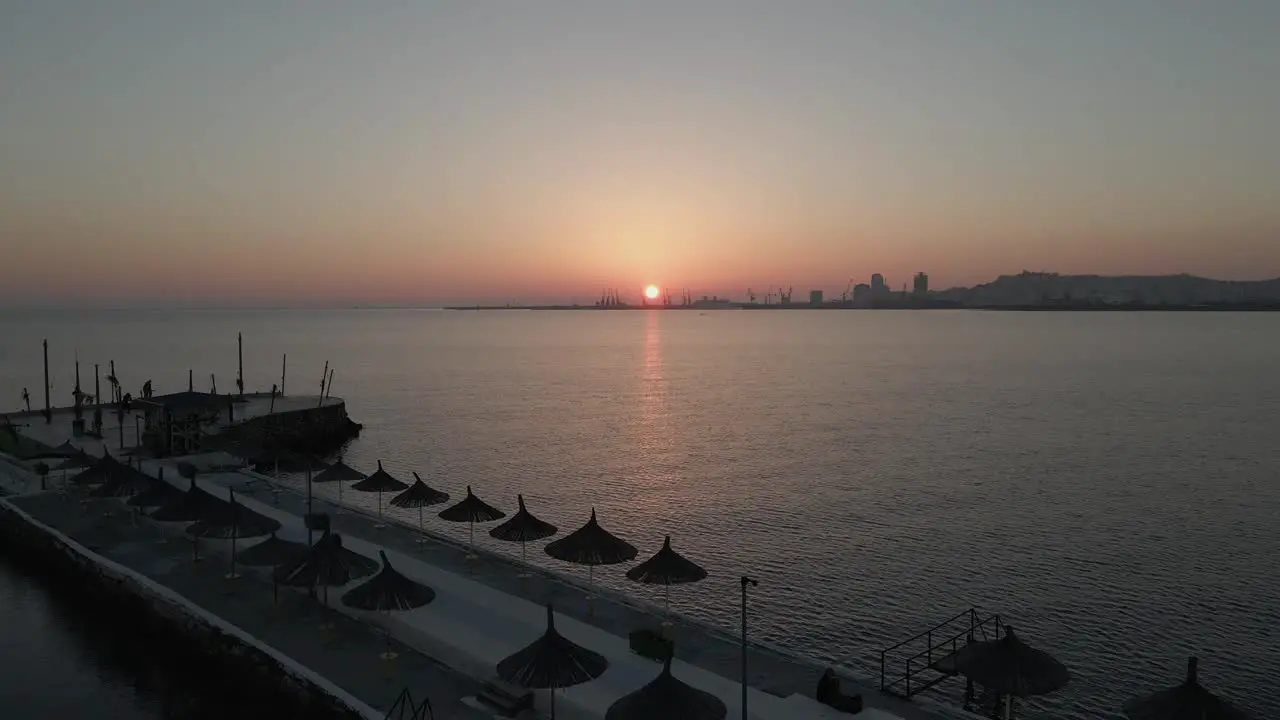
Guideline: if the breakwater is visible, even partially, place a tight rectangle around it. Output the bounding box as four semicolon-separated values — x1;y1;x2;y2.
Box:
227;399;362;456
0;499;366;720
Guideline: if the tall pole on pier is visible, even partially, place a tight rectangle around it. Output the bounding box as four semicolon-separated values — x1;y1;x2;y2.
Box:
741;575;758;720
237;332;244;398
42;339;52;424
281;354;287;396
73;355;82;422
94;364;102;433
318;360;328;408
188;369;193;393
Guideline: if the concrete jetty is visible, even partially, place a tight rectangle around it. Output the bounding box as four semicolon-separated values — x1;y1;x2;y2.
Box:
0;464;489;720
1;408;982;720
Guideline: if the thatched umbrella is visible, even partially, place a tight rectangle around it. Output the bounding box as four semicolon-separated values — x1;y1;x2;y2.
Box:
68;451;121;486
497;604;608;719
128;466;183;508
931;625;1070;719
312;456;364;513
237;531;308;566
186;490;281;579
55;450;95;472
342;550;437;660
351;460;408;528
253;449;324;475
389;473;450;544
626;535;707;631
489;494;557;574
236;532;309;603
545;508;637;612
438;485;506;559
41;440;83;459
273;532;378;605
1123;657;1252;720
151;477;232;561
606;647;726;720
88;461;156;499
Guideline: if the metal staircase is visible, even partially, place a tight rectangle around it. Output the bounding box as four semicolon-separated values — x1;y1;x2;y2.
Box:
879;608;1002;699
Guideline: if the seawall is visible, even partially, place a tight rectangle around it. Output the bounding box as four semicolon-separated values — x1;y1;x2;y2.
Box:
0;499;369;720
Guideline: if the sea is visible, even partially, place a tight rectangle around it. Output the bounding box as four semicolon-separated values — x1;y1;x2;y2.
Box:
1;308;1277;720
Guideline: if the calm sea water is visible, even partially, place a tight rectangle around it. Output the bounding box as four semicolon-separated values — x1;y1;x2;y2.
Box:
0;554;281;720
1;308;1277;719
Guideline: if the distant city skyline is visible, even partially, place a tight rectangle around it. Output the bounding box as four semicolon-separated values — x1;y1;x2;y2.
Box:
2;1;1278;308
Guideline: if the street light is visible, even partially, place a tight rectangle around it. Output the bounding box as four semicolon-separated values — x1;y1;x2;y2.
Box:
740;575;758;720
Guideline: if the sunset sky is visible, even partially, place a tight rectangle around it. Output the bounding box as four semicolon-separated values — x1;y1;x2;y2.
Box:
2;1;1278;307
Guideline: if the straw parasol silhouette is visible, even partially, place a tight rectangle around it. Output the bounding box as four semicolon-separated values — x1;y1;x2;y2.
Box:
252;449;325;475
497;604;609;719
236;531;308;603
606;646;726;720
545;508;637;615
274;532;378;606
311;456;365;514
128;466;183;508
438;485;506;559
88;459;156;501
389;472;450;544
626;535;707;633
352;460;409;529
341;550;436;660
931;625;1070;719
151;469;233;561
489;494;557;577
1123;657;1252;720
55;449;95;472
37;440;83;459
186;490;281;580
68;450;122;487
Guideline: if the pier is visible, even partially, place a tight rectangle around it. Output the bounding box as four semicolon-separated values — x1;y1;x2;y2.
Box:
1;404;983;720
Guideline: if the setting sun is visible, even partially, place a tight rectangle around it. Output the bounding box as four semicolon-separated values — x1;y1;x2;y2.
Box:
644;285;660;300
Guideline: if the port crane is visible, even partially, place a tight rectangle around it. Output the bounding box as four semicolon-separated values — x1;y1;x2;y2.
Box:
842;279;854;302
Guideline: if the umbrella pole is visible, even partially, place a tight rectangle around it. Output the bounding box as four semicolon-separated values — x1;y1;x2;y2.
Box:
376;490;383;529
192;535;201;562
587;564;595;618
337;481;343;514
417;506;427;544
468;520;476;560
306;465;314;546
518;540;530;579
227;529;240;581
551;682;556;720
1004;695;1012;720
662;583;672;635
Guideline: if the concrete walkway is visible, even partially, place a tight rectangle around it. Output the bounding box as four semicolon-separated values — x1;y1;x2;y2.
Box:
5;491;491;720
200;464;972;720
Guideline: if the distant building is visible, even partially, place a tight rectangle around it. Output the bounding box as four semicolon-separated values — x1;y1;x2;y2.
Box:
913;272;929;298
871;274;889;300
809;290;824;305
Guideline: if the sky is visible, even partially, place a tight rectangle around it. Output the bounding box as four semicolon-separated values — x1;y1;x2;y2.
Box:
2;1;1278;307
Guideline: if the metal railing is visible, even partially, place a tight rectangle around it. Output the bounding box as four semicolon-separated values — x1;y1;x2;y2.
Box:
879;608;1001;699
384;687;434;720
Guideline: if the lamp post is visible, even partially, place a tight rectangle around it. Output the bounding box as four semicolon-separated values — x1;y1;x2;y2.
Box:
740;575;758;720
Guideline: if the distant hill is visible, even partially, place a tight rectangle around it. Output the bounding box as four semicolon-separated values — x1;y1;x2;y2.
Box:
933;272;1280;306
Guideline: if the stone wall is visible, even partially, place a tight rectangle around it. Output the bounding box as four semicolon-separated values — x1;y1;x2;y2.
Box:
231;401;362;455
0;502;367;720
